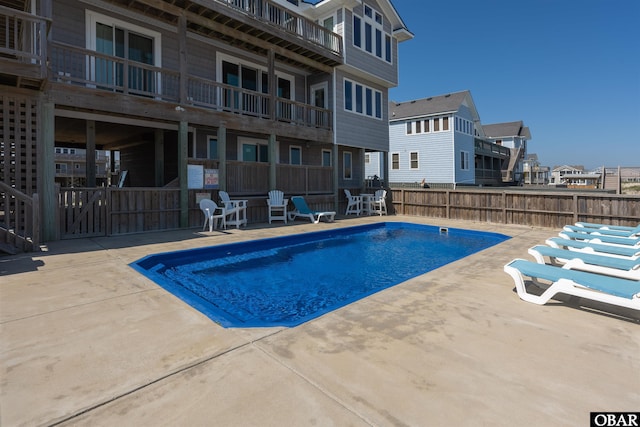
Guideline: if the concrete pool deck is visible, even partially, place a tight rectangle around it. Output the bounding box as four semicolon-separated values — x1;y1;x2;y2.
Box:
1;216;638;426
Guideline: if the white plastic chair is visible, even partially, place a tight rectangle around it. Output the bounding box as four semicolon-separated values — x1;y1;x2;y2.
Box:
219;190;247;228
267;190;288;224
199;198;226;231
370;189;387;216
344;189;362;215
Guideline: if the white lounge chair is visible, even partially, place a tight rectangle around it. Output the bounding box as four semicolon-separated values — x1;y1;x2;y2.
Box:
267;190;288;224
575;222;640;233
528;245;640;280
504;258;640;310
369;189;387;216
546;237;640;259
199;198;226;231
344;189;362;215
219;190;247;229
563;224;640;238
288;196;335;224
558;230;640;248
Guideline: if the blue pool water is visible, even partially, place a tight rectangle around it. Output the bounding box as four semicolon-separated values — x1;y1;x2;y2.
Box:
131;223;509;328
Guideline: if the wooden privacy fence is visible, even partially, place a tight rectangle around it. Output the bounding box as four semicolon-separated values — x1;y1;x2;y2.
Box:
389;188;640;228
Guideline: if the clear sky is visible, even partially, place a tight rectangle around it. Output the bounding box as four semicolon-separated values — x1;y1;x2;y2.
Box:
387;0;640;170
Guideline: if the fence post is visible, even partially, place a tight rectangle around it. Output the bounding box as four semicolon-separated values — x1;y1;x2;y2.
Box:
32;193;40;250
502;191;507;224
573;194;579;224
446;190;451;219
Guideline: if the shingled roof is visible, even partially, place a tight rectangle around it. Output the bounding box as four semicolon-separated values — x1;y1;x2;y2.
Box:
483;121;531;139
389;90;473;121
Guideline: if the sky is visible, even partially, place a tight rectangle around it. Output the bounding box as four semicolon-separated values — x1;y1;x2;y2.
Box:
387;0;640;170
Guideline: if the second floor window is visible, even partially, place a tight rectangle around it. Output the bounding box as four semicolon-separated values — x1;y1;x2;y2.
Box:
410;152;419;169
391;153;399;170
344;79;382;119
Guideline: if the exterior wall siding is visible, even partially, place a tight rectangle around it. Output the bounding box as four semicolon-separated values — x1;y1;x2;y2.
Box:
342;6;398;86
334;69;389;152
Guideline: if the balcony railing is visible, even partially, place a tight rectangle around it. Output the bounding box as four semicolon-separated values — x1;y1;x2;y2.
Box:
219;0;342;56
50;42;332;130
0;5;49;77
474;139;511;157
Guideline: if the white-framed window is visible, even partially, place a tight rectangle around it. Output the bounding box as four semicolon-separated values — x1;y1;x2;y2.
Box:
343;151;352;179
344;78;382;119
391;153;399;170
86;11;162;92
238;137;270;163
55;163;67;173
460;151;470;170
410;152;419;169
290;146;302;165
365;153;370;164
353;5;392;63
322;149;332;167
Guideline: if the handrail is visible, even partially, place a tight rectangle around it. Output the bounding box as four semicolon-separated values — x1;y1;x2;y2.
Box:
217;0;342;56
0;181;39;251
0;5;50;66
50;42;332;130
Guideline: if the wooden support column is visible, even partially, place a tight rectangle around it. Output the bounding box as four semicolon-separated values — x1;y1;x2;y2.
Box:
39;98;57;241
86;120;96;187
154;129;164;186
268;133;277;190
218;125;227;191
178;121;188;227
268;50;276;120
178;13;188;104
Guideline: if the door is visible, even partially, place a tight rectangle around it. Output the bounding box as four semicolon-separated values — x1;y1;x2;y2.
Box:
310;83;328;127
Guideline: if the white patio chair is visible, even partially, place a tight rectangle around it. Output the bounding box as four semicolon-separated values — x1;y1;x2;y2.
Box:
219;190;247;228
370;189;387;216
199;198;226;231
344;189;362;215
267;190;288;224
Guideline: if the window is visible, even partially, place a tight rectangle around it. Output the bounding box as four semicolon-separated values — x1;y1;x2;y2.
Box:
322;149;332;167
353;16;361;48
241;139;269;162
443;116;449;131
353;6;391;63
406;122;412;134
424;119;430;133
208;137;218;160
365;153;370;164
460;151;470;170
344;79;383;119
433;118;440;132
410;152;419;169
290;146;301;165
55;163;67;173
88;12;161;93
343;152;352;179
415;120;421;133
391;153;399;170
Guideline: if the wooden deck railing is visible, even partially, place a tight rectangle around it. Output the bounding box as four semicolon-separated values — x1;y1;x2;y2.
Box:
219;0;342;56
0;5;48;66
50;42;332;130
0;182;40;252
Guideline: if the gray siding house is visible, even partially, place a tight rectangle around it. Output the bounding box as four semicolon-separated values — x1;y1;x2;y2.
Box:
483;121;532;184
1;0;412;245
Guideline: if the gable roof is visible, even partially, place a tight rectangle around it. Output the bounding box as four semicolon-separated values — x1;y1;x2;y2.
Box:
389;90;478;122
483;121;531;139
310;0;413;41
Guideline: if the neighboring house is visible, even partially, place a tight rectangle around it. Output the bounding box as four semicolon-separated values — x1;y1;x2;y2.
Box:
383;90;511;187
522;153;549;185
54;147;111;187
0;0;412;242
482;120;531;185
550;165;600;189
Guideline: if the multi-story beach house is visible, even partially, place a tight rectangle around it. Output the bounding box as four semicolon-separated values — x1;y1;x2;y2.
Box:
0;0;412;249
381;90;513;188
482;120;531;185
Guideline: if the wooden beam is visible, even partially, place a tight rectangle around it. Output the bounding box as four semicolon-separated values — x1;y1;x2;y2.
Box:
178;121;188;228
86;120;96;187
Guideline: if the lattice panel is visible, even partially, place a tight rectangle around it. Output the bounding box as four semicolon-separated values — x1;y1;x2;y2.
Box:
0;92;39;196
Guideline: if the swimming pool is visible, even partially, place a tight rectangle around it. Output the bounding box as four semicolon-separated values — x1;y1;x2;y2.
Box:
131;222;509;327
